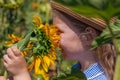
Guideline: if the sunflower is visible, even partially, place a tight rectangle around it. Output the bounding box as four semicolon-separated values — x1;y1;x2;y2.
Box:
32;2;39;11
5;34;23;47
27;16;60;79
5;34;33;56
5;16;60;80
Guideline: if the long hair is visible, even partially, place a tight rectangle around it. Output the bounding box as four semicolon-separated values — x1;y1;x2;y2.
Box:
96;44;116;80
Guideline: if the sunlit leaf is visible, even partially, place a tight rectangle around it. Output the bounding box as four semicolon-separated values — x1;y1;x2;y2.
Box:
91;20;120;49
17;31;32;51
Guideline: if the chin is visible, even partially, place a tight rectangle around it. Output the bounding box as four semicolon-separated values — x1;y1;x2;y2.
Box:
62;55;75;60
62;51;75;60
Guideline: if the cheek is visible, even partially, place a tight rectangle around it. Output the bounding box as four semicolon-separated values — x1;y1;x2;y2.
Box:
60;33;84;54
59;33;71;46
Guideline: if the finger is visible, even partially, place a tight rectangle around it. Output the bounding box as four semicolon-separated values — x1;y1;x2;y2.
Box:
3;54;12;64
6;48;16;59
55;22;68;33
3;60;8;68
11;46;21;57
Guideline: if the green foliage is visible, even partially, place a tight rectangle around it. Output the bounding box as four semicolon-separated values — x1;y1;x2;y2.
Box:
31;28;51;56
0;0;52;76
54;0;120;22
91;20;120;49
34;74;44;80
52;68;86;80
17;31;32;51
0;0;52;55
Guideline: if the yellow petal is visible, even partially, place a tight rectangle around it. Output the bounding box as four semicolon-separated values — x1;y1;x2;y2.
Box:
28;60;35;71
42;56;52;72
35;56;41;75
37;69;50;80
32;16;41;27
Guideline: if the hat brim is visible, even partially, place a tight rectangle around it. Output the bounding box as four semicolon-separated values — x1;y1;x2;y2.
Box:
50;0;108;31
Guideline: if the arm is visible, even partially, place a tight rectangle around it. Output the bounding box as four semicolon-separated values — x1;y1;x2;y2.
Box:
3;46;31;80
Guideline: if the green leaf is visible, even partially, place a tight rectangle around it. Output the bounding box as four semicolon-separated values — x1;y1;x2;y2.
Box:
53;0;120;22
61;60;78;74
17;31;32;51
34;74;44;80
70;68;87;80
52;68;87;80
91;20;120;49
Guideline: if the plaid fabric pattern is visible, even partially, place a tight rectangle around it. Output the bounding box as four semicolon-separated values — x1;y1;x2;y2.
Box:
84;63;108;80
72;63;108;80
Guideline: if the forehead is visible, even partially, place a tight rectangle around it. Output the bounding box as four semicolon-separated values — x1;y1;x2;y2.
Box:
53;10;87;32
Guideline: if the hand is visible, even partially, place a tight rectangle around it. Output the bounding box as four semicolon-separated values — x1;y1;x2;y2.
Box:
3;46;28;76
0;76;6;80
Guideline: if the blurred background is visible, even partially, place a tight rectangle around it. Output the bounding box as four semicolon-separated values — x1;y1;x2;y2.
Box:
0;0;52;75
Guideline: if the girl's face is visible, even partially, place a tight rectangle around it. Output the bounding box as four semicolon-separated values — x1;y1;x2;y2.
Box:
53;13;85;60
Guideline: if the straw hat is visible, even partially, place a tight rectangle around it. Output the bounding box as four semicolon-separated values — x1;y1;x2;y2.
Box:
50;0;117;31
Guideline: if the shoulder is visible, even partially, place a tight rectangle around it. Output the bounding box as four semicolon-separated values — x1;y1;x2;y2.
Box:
84;63;108;80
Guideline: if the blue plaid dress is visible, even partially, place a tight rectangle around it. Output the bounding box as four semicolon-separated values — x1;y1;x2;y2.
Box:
72;63;108;80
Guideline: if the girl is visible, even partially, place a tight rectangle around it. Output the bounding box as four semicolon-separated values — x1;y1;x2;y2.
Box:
1;0;116;80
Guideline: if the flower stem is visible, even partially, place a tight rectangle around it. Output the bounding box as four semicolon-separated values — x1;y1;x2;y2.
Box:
114;55;120;80
4;70;8;78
